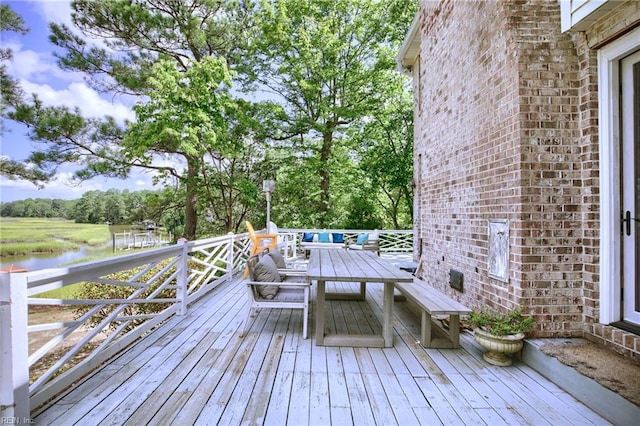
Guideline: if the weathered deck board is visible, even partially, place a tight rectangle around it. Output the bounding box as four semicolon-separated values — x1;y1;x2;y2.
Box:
33;271;612;425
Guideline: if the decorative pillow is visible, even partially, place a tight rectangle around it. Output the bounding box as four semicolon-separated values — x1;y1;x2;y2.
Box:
368;232;379;242
253;255;280;299
355;233;368;245
302;232;315;242
318;232;331;243
331;233;344;244
267;249;287;269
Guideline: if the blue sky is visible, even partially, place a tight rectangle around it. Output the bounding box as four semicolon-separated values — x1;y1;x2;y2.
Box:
0;0;158;203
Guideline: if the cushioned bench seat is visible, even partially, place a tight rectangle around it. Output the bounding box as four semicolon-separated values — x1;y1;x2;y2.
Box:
300;231;346;257
395;278;471;348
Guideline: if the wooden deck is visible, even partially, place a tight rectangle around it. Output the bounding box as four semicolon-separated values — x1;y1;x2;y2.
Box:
34;273;610;425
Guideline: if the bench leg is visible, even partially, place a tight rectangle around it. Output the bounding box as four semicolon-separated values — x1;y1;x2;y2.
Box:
449;314;460;349
419;313;462;349
421;311;432;348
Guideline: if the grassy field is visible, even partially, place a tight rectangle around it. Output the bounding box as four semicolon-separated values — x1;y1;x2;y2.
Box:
0;217;111;256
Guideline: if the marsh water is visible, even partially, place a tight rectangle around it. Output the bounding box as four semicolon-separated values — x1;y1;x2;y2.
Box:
0;224;171;272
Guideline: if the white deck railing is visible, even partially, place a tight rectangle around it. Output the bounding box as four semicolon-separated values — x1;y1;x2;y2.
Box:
281;229;414;252
0;228;412;418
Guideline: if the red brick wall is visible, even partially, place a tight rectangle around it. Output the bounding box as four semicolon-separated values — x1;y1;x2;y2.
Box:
413;0;640;359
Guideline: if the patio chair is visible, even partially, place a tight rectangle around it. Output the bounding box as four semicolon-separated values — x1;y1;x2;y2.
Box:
348;232;380;255
240;252;311;339
244;221;279;277
246;221;278;255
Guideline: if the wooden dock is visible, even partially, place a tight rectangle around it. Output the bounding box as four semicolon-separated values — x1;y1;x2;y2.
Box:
34;275;611;425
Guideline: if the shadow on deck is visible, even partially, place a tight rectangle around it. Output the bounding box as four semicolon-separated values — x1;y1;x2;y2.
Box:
34;265;612;425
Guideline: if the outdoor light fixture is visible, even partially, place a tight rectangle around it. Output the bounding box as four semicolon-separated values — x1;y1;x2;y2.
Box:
263;179;276;228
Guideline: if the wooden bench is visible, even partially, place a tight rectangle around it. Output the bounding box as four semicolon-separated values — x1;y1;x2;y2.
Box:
395;278;471;349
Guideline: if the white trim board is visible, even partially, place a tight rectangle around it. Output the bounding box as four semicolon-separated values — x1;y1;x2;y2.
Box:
597;26;640;323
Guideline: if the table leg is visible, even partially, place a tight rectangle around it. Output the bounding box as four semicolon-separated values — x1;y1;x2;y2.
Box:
383;282;394;347
316;279;325;345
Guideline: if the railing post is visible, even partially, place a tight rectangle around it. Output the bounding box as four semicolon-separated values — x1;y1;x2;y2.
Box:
227;232;234;280
0;272;30;420
177;241;189;315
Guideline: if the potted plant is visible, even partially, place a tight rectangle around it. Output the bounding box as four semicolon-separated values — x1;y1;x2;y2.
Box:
467;306;535;366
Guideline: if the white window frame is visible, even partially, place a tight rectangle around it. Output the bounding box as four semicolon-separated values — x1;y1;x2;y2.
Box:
598;26;640;323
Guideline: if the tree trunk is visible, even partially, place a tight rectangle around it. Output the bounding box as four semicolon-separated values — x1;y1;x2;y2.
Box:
184;161;199;240
319;129;333;226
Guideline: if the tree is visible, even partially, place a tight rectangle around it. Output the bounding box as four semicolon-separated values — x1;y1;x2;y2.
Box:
103;190;126;224
5;0;255;239
124;56;236;237
351;75;414;229
197;99;291;233
73;190;106;223
237;0;417;227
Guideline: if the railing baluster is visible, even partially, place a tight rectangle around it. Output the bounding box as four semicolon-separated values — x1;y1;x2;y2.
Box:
227;232;234;280
0;271;29;419
177;240;189;315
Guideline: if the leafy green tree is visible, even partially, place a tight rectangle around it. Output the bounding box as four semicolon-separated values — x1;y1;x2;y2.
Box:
2;0;416;232
0;200;25;217
103;190;126;224
124;56;237;237
0;198;74;218
351;75;414;229
73;190;106;223
5;0;254;239
238;0;417;227
120;190;145;224
344;191;383;230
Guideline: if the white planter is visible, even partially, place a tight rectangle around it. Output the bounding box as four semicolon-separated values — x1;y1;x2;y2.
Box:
473;327;524;366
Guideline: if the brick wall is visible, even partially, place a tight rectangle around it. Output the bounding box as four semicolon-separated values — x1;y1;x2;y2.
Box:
414;0;640;359
416;0;518;307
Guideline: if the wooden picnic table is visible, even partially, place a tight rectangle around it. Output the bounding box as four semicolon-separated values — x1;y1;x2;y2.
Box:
306;248;414;347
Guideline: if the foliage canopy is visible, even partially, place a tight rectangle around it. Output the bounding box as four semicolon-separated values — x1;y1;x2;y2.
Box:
1;0;418;235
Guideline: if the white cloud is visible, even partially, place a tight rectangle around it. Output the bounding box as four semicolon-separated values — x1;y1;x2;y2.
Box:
6;45;84;85
4;26;135;125
19;79;135;124
29;0;74;28
30;0;118;53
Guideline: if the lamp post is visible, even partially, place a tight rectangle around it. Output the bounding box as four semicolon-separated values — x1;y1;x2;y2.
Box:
263;179;276;229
